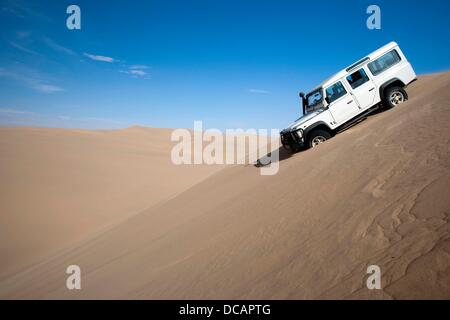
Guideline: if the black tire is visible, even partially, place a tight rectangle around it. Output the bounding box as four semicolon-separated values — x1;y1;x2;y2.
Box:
383;86;408;109
307;129;332;148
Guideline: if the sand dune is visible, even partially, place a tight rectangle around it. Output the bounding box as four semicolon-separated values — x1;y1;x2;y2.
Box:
1;72;449;299
0;126;224;279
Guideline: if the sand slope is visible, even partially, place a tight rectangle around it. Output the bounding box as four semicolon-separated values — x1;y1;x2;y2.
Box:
0;126;224;279
1;72;449;299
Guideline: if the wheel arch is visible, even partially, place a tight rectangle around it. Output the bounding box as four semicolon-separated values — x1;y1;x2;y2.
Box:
379;78;407;99
304;122;334;139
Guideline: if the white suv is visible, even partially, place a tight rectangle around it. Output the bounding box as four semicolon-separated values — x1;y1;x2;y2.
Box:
281;41;417;151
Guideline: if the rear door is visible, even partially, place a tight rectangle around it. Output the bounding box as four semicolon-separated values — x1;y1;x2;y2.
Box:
346;67;376;110
325;80;360;125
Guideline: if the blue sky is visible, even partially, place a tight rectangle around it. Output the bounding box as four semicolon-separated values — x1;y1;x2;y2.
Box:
1;0;449;130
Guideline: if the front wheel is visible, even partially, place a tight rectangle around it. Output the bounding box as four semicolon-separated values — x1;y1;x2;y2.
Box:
308;130;331;148
383;86;408;109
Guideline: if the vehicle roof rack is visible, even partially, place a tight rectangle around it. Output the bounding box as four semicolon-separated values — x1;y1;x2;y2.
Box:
346;57;370;73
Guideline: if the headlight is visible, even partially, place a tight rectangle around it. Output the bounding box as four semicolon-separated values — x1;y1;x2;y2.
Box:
296;129;303;138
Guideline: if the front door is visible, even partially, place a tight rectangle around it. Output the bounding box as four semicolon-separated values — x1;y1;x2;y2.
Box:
345;67;376;110
325;80;360;125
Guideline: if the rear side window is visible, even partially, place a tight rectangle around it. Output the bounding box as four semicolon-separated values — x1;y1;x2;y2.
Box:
346;68;370;89
325;81;347;104
368;50;401;76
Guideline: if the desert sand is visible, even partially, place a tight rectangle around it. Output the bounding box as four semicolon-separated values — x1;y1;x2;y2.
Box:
0;72;449;299
0;126;224;279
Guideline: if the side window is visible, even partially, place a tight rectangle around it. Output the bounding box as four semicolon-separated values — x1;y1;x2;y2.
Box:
368;50;401;76
307;91;323;107
325;81;347;104
346;68;370;89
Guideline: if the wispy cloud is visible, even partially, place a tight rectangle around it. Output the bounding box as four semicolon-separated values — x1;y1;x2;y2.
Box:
130;70;146;76
120;65;150;79
0;67;64;94
129;65;149;70
1;5;25;18
1;0;49;20
83;53;115;63
120;69;148;78
32;83;64;93
0;108;35;115
9;41;38;55
0;107;39;127
248;89;272;94
0;110;130;129
44;37;76;56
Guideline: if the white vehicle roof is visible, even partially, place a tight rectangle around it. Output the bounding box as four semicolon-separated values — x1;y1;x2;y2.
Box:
315;41;399;90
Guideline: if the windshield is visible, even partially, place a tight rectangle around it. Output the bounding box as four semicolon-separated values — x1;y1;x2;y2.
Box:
305;89;324;114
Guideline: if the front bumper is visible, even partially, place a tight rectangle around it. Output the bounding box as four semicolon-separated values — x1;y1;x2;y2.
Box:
280;130;305;150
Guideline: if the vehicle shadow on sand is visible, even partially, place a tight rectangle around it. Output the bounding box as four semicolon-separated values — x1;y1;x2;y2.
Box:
254;105;388;168
254;146;298;167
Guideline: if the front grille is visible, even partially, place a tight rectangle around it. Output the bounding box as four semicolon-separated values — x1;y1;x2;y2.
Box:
281;131;298;145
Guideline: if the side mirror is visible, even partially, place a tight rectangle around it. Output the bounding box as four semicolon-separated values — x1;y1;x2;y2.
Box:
299;92;305;98
324;97;331;109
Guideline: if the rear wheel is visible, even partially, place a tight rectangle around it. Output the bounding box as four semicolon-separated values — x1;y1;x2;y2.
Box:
308;130;331;148
383;86;407;109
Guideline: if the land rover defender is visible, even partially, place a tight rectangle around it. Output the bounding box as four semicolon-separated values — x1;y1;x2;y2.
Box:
280;42;417;151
